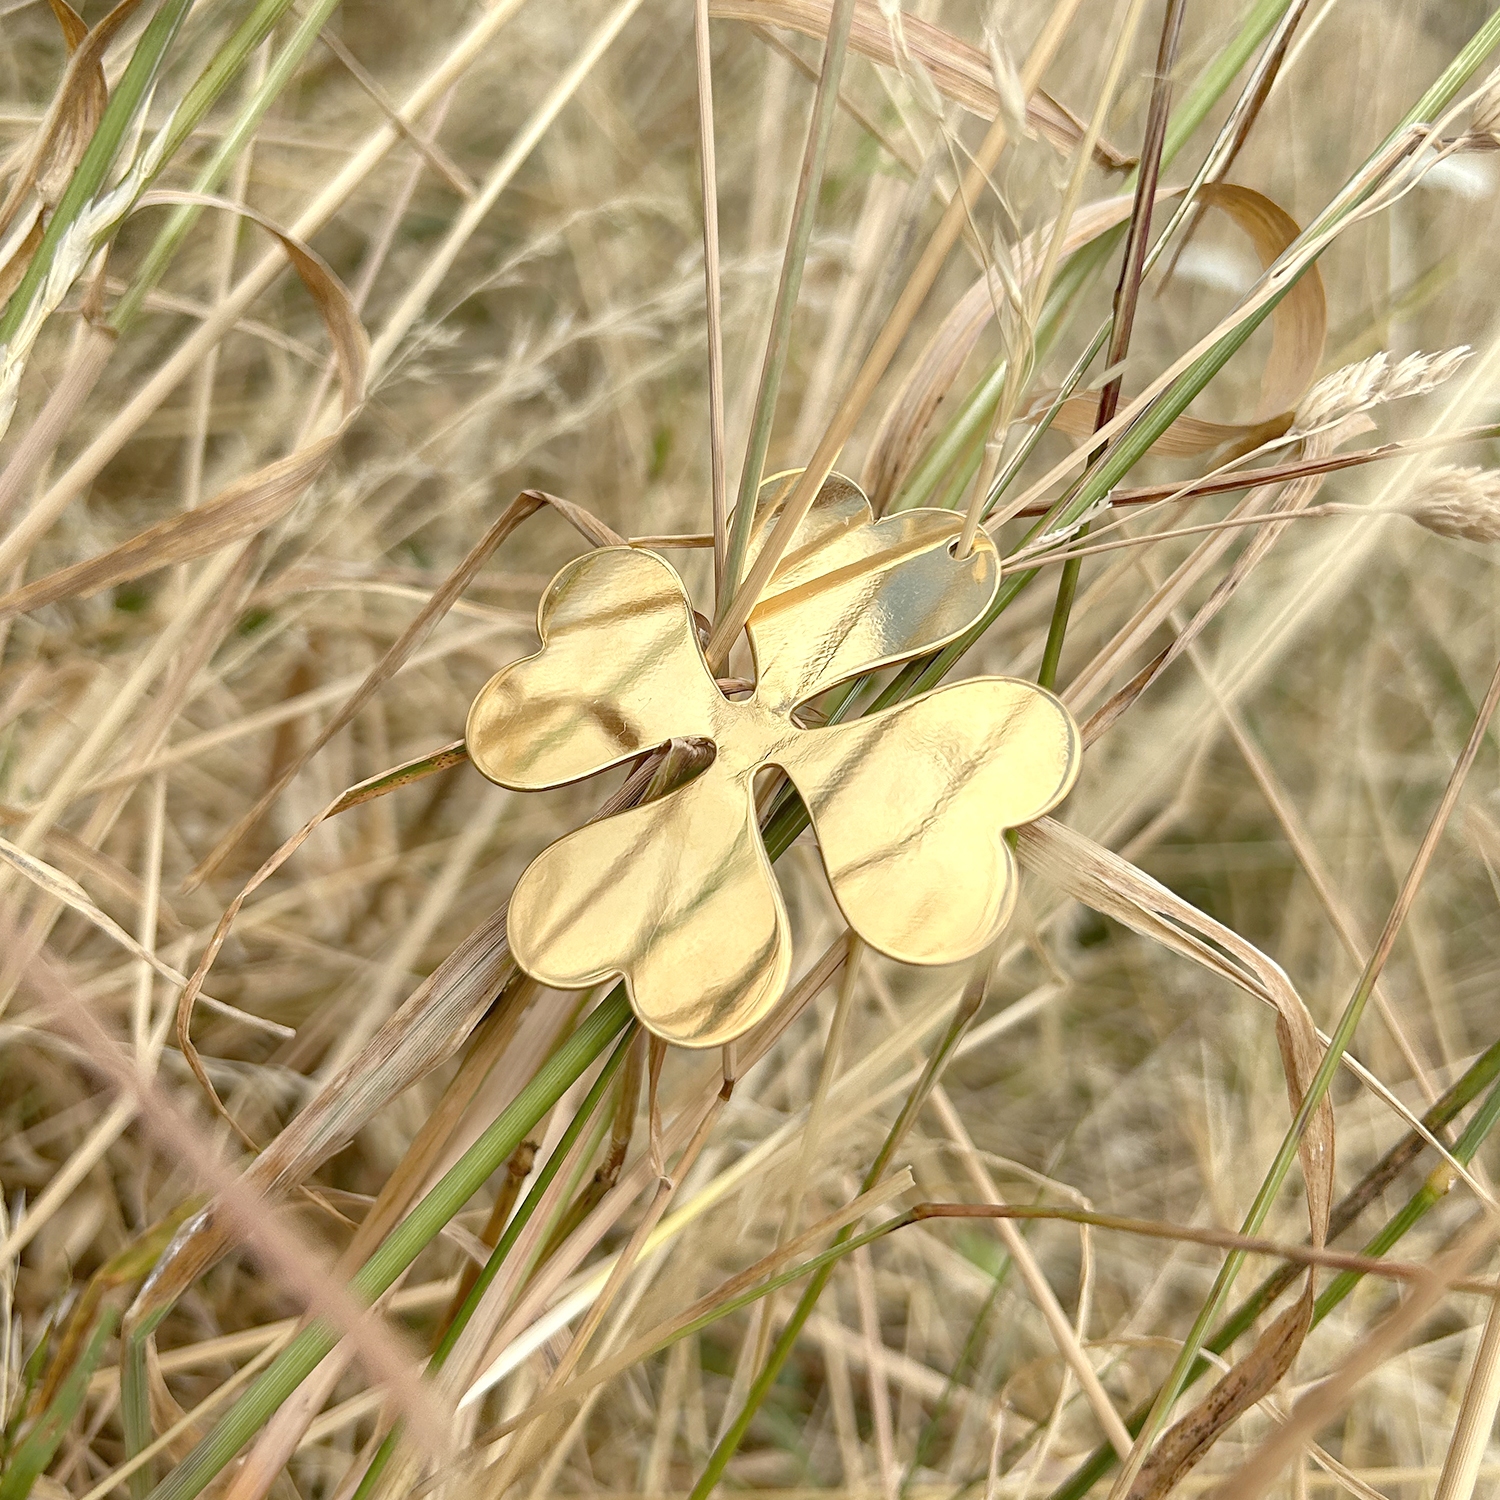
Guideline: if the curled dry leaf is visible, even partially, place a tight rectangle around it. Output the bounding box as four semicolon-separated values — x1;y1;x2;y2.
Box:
865;184;1326;510
34;0;107;207
1041;400;1293;462
1196;184;1328;421
1039;184;1327;461
1013;817;1333;1499
0;193;369;625
708;0;1132;168
864;190;1175;511
1132;1298;1317;1500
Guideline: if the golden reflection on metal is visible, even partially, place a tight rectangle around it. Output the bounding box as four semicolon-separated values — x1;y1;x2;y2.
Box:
466;472;1081;1049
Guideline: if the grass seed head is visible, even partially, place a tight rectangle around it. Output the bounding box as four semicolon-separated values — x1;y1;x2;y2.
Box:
1294;345;1471;432
1404;463;1500;542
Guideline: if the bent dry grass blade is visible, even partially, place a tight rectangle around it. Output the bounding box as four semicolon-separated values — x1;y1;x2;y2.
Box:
13;4;1500;1499
138;992;635;1500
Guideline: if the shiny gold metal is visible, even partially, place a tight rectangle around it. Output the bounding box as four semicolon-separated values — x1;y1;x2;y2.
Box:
467;472;1080;1048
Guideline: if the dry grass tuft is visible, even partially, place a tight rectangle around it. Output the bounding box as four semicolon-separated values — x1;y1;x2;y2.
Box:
4;3;1500;1500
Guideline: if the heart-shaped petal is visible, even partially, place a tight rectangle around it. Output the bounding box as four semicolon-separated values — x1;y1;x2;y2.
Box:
780;678;1080;964
467;547;725;791
743;472;1000;712
507;762;791;1048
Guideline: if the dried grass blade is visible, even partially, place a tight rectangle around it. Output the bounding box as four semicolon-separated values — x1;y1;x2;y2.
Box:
1041;395;1290;458
1131;1301;1315;1500
0;0;106;305
364;0;648;381
165;740;468;1119
312;28;475;199
0;323;115;529
749;23;924;181
707;0;1130;166
907;1205;1494;1290
686;969;990;1498
0;0;198;436
0;441;336;623
135;993;635;1500
1014;818;1334;1497
34;1;107;203
0;835;287;1038
0;193;367;625
1432;1292;1500;1500
186;489;619;886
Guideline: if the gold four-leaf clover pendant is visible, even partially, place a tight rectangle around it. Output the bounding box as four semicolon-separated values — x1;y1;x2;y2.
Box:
466;472;1081;1049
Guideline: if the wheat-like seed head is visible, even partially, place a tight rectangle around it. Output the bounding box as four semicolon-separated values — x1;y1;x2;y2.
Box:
1294;345;1471;432
1404;464;1500;542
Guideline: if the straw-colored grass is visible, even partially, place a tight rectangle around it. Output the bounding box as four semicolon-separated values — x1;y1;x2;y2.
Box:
4;2;1500;1498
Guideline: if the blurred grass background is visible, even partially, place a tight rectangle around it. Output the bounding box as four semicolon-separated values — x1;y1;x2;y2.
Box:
4;0;1500;1496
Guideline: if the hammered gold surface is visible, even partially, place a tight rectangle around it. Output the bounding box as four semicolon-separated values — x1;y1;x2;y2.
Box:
465;547;723;790
745;470;1001;713
507;765;791;1048
786;680;1081;964
466;472;1081;1047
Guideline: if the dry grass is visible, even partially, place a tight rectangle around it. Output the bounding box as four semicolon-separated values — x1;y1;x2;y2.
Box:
4;1;1500;1498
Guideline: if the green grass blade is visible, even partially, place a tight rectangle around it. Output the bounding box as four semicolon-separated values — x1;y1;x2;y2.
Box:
0;0;195;344
110;0;337;333
143;989;634;1500
0;1307;118;1500
715;0;857;617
